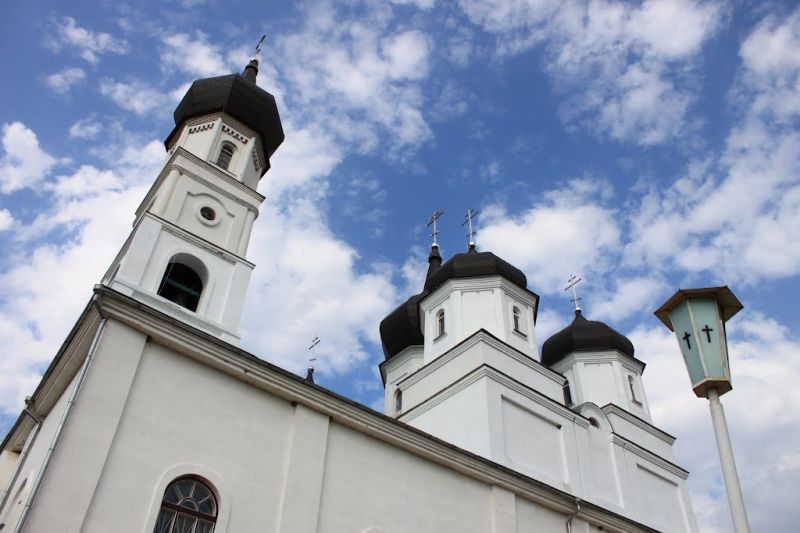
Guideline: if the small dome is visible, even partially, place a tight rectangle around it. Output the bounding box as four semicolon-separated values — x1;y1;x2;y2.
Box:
165;60;284;175
379;293;426;359
379;246;441;360
540;310;634;366
425;248;527;293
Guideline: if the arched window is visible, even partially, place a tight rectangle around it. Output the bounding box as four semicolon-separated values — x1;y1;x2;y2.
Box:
512;306;522;333
394;389;402;413
153;476;217;533
436;309;445;338
215;143;235;170
158;259;204;312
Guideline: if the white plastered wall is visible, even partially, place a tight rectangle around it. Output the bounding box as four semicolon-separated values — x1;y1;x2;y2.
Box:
552;350;652;423
420;276;538;364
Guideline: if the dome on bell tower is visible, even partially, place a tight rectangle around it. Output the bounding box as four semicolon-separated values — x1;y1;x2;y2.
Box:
165;59;284;175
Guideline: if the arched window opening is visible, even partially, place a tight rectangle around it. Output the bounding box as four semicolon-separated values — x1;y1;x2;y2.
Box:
215;143;235;170
628;375;641;404
154;476;217;533
158;260;204;312
436;309;445;338
394;389;402;413
512;306;522;333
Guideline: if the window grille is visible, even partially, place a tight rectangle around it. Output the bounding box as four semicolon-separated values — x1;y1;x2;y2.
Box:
153;477;217;533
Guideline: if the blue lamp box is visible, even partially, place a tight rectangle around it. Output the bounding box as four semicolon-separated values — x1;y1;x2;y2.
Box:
654;287;743;398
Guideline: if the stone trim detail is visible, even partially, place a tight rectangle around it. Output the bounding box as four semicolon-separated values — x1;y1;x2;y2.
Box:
188;122;215;135
222;124;249;144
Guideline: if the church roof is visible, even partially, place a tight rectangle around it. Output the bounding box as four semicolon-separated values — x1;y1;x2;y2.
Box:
540;309;635;366
164;59;284;174
379;245;531;360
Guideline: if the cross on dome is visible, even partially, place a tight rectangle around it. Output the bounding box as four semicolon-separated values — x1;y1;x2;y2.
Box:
462;209;480;250
427;210;444;247
564;274;583;311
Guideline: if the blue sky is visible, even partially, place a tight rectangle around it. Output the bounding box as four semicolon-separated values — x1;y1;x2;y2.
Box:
1;0;799;531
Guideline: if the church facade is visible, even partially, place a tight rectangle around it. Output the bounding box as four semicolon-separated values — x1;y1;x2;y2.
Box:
0;58;697;533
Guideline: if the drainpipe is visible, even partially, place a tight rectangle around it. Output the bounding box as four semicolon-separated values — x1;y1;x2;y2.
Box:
565;498;582;533
12;297;107;533
0;400;42;517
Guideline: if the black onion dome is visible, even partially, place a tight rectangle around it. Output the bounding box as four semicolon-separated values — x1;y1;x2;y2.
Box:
379;292;426;360
425;248;527;293
540;310;635;366
165;59;285;175
380;246;442;360
380;245;531;360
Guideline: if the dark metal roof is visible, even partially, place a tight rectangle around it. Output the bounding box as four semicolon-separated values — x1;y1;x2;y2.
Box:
164;60;284;176
425;247;527;293
541;310;635;366
379;292;426;360
380;246;534;361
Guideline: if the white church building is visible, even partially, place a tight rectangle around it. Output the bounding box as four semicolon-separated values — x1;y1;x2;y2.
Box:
0;58;698;533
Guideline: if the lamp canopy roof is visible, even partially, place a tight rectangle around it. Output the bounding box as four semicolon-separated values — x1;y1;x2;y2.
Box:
654;286;743;332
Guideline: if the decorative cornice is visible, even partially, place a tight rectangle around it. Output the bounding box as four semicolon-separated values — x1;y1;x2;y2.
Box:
550;350;645;374
402;364;585;427
611;434;689;479
145;213;255;268
602;404;675;444
398;329;563;391
187;122;215;135
221;124;249;144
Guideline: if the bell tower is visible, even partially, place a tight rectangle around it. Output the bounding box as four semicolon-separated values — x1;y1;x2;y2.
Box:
103;58;284;343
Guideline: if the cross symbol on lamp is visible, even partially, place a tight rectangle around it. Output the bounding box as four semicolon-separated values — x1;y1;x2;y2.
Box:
702;324;714;342
683;331;692;350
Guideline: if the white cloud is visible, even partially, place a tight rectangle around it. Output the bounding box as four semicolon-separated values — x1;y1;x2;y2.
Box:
47;16;128;64
99;79;169;115
588;275;668;322
0;122;60;194
277;2;433;155
160;33;229;77
240;199;397;376
479;178;621;293
0;135;161;414
458;0;723;144
48;165;120;199
68;118;102;139
45;67;86;94
387;0;436;9
624;8;800;284
0;209;13;231
629;0;722;59
738;9;800;121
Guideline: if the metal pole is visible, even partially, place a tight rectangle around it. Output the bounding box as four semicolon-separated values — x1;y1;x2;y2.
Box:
707;387;750;533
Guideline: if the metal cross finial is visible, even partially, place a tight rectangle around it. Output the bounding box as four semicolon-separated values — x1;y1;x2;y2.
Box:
564;274;583;311
255;34;266;57
462;209;480;249
427;210;444;247
308;335;320;365
308;335;320;352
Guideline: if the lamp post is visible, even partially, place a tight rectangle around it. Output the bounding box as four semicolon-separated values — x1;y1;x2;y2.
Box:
654;286;751;533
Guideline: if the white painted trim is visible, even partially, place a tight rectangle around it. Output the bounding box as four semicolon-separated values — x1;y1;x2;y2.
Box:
602;405;675;445
398;329;563;390
141;463;231;533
